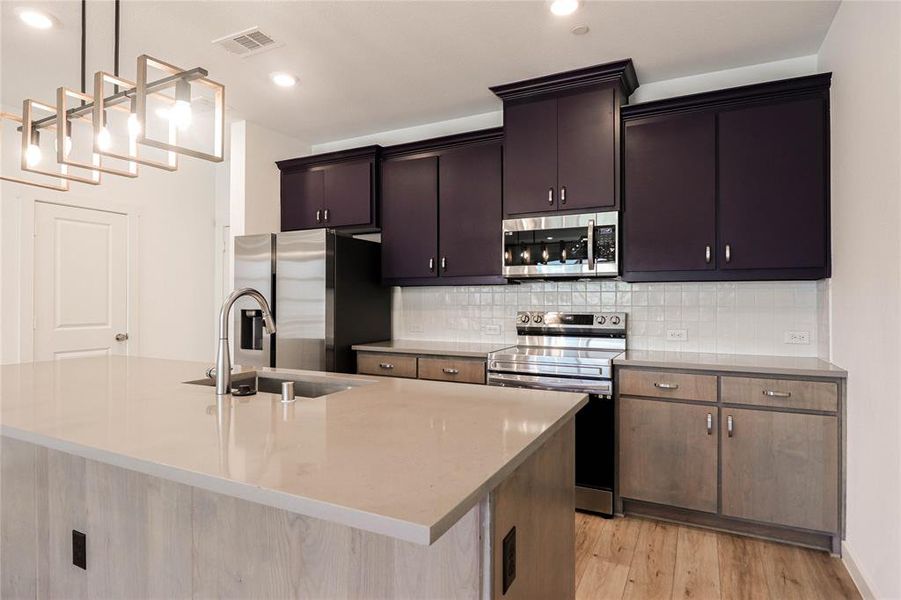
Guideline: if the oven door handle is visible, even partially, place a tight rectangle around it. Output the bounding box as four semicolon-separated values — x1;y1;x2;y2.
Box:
487;372;612;396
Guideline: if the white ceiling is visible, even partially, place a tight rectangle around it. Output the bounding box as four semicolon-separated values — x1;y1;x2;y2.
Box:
1;1;840;145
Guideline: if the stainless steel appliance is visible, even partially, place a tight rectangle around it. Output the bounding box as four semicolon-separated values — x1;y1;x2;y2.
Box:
233;230;391;373
488;311;626;515
502;211;619;279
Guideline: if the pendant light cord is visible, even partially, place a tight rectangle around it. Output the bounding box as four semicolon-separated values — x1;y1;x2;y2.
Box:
114;0;120;77
80;0;86;94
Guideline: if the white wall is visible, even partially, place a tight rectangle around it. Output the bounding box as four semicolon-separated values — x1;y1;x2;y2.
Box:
818;3;901;598
0;103;225;364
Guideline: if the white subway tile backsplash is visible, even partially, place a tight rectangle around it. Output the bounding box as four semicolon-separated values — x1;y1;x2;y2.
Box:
390;280;828;357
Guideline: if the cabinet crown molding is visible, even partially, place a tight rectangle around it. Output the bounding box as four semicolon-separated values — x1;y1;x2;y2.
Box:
490;59;639;102
382;128;503;160
622;72;832;121
276;145;382;172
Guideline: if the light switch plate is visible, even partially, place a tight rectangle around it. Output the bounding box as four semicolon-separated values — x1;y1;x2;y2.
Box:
666;329;688;341
483;324;501;335
784;330;810;345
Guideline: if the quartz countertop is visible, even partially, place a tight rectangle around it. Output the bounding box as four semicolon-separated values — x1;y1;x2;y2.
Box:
614;350;847;379
0;356;586;545
352;339;512;359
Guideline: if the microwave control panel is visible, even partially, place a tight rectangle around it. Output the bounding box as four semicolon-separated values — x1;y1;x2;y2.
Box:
595;226;616;263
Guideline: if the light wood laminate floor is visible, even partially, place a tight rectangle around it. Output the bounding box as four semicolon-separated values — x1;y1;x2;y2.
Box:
575;513;861;600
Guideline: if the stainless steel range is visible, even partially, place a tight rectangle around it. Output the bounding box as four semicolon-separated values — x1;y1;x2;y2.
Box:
488;311;626;515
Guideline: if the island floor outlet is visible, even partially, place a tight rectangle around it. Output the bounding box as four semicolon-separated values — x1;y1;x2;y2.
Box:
1;1;899;599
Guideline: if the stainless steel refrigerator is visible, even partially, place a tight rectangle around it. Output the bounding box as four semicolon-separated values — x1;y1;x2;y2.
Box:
233;230;391;373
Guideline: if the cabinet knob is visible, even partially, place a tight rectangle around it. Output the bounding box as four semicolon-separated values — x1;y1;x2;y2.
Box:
547;187;554;205
560;186;567;205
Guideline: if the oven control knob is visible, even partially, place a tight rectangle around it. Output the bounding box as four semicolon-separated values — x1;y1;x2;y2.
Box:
520;314;530;324
610;315;621;325
533;314;543;324
596;316;606;325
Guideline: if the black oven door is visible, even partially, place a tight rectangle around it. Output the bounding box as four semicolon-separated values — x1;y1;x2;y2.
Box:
575;394;615;516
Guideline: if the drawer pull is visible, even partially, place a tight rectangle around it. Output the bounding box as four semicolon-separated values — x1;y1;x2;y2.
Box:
378;363;394;370
442;368;460;375
653;382;679;390
706;413;713;435
763;390;792;398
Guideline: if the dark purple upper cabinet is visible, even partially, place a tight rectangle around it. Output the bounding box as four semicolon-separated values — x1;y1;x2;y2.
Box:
718;98;826;271
280;169;323;231
502;98;558;215
276;146;381;233
323;160;372;228
491;60;638;218
621;73;831;282
438;141;503;277
558;87;617;210
623;112;716;273
380;156;439;280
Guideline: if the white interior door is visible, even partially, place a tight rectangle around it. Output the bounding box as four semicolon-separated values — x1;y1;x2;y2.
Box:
34;202;128;361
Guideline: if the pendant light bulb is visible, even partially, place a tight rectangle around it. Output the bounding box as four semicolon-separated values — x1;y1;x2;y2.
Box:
127;112;141;137
54;135;73;156
25;143;42;167
97;126;112;151
170;100;192;130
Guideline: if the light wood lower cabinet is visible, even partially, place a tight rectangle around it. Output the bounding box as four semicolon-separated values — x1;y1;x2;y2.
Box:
357;351;487;385
721;408;838;532
619;397;718;513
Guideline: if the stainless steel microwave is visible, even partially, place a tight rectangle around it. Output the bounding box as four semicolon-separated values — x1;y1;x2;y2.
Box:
502;211;619;279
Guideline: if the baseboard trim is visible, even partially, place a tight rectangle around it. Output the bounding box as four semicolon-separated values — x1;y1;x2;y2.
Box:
841;541;877;600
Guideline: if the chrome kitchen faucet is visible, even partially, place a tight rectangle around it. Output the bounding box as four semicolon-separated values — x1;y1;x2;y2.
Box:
215;288;276;396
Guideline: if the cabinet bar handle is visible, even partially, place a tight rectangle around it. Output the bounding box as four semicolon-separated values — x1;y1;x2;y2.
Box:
725;243;732;263
653;382;679;390
705;245;711;264
763;390;792;398
442;368;459;375
441;257;447;271
429;257;435;272
727;415;734;437
547;187;554;205
560;186;567;205
706;413;713;435
378;363;394;370
323;208;330;222
316;209;322;223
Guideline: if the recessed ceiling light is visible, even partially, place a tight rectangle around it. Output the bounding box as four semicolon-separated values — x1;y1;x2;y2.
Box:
550;0;579;17
271;72;297;88
571;24;590;35
17;8;54;30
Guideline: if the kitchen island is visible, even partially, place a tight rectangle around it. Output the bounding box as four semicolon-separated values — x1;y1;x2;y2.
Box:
0;356;586;599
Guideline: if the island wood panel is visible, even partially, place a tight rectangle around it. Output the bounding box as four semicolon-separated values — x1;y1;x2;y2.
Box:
492;418;576;600
1;437;41;600
619;397;719;512
191;488;481;599
418;357;486;384
720;376;838;412
721;408;838;533
357;351;418;378
618;369;717;403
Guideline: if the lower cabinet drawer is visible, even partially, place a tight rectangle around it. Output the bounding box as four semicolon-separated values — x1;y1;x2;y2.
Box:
618;369;717;403
357;353;418;378
418;357;486;384
721;376;838;412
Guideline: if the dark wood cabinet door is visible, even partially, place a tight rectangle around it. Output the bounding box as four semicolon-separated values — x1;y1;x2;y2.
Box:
557;87;616;210
323;160;372;228
380;156;439;280
503;97;558;215
718;98;827;270
280;169;323;231
623;112;716;273
438;142;503;278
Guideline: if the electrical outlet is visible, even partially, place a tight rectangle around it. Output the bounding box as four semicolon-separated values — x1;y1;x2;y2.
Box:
483;324;501;335
666;329;688;341
408;323;423;334
784;330;810;345
72;530;86;570
502;526;516;594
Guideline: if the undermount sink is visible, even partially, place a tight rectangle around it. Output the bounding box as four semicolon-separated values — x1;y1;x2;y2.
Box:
184;372;363;399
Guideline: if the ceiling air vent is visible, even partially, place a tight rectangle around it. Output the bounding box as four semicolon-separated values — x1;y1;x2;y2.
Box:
212;27;282;57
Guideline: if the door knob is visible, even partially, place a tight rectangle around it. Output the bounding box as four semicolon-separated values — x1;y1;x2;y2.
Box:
115;333;129;342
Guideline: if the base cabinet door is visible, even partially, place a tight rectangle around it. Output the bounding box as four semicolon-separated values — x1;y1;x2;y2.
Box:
619;397;718;513
721;408;838;532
